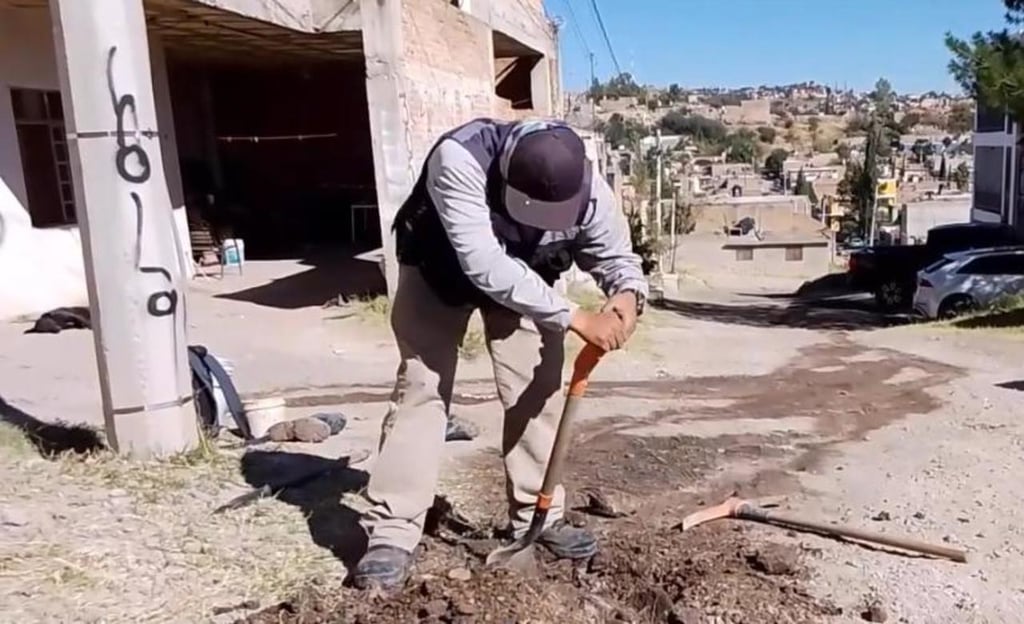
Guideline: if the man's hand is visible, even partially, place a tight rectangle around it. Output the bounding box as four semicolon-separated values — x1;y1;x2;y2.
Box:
569;309;627;351
602;291;639;340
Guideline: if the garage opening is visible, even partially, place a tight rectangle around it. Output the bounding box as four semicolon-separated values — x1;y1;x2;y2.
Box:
167;58;376;260
149;2;376;261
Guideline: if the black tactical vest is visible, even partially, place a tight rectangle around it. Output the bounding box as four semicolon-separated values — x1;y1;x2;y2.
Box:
391;118;584;308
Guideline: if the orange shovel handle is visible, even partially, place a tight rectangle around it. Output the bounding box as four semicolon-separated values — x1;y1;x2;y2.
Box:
568;344;604;397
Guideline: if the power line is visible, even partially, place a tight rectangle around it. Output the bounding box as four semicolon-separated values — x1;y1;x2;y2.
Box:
586;0;622;76
559;0;593;58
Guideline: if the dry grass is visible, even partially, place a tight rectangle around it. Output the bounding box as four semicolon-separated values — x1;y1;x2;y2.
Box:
941;294;1024;336
459;327;487;360
0;430;344;622
349;295;391;325
0;422;36;458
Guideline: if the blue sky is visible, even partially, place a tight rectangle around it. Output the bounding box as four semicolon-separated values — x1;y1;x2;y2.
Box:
548;0;1010;94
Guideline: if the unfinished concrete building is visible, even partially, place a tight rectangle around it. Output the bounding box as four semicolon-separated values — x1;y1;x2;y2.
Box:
0;0;561;318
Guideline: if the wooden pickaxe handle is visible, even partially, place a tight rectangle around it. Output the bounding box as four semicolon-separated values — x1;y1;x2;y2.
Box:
735;502;967;563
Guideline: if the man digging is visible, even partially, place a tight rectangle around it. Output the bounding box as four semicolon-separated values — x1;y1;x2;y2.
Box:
354;119;648;591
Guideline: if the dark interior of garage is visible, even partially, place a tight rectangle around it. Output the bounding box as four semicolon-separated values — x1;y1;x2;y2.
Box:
167;57;377;260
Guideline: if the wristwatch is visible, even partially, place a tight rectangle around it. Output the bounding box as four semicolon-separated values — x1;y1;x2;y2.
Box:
621;288;646;316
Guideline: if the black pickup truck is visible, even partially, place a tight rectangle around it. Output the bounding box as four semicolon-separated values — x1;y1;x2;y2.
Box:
848;222;1023;311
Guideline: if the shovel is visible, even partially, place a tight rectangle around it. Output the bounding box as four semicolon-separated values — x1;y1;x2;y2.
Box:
486;343;605;568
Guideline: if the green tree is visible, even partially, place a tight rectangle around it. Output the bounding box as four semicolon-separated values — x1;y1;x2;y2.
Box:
946;102;975;134
946;1;1024;121
601;113;649;148
724;130;759;164
951;162;971;191
871;78;895;120
793;168;807;194
835;126;881;238
763;148;789;179
757;126;777;144
603;72;644;98
857;123;881;236
911;139;934;163
898;111;922;133
667;83;683;101
793;168;819;205
626;210;658;275
845;113;872;135
659;112;728;143
835;142;852;163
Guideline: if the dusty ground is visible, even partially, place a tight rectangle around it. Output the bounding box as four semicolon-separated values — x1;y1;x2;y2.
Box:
2;257;1024;623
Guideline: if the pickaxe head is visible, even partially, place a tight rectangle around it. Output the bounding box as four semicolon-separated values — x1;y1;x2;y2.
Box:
679;495;782;531
680;496;748;531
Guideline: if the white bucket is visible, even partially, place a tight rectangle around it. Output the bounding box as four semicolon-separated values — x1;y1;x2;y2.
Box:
222;238;245;266
243;396;286;437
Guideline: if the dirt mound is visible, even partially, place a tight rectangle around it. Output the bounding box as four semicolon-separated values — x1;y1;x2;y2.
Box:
242;523;834;624
588;525;831;623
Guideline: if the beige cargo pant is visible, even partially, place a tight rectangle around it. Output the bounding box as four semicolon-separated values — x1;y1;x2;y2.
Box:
362;266;566;553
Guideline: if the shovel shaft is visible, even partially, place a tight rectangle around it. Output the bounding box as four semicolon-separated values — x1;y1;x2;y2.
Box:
487;345;606;567
536;345;604;509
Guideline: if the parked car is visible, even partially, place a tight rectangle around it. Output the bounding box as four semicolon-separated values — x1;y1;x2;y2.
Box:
913;247;1024;319
847;222;1023;311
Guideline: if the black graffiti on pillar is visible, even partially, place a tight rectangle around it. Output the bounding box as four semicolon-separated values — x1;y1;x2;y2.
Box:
106;46;153;184
106;46;178;319
130;190;178;318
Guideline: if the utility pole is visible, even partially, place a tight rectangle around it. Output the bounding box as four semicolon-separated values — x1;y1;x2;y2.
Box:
654;129;663;246
589;52;597;126
50;0;198;457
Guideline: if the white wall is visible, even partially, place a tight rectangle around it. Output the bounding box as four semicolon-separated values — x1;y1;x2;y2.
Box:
903;196;972;242
0;7;190;320
673;235;831;279
0;7;87;320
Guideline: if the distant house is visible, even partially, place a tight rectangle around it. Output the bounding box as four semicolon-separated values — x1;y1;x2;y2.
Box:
721;233;831;277
690;194;817;235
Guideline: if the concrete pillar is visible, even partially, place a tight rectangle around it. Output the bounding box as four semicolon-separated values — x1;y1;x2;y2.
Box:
49;0;198;457
529;56;552;116
148;32;194;276
360;0;416;297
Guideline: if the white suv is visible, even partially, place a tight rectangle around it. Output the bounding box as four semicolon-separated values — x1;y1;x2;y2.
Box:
912;247;1024;319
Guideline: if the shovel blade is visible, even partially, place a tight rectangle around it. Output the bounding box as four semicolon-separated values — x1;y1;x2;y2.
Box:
485;539;538;571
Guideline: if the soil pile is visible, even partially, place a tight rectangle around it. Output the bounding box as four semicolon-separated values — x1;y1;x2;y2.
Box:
242;523;834;624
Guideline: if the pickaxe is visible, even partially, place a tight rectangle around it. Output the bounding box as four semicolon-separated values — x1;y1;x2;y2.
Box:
681;496;967;563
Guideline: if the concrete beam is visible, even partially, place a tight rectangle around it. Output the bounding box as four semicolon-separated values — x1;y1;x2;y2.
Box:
192;0;360;33
466;0;556;59
194;0;312;31
309;0;361;32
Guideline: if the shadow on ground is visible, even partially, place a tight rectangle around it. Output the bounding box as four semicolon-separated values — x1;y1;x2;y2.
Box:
0;395;105;456
996;380;1024;392
240;450;370;571
655;294;908;331
216;248;386;310
952;307;1024;329
736;272;855;301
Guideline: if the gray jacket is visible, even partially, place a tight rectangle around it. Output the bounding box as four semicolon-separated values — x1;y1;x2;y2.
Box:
426;138;648;332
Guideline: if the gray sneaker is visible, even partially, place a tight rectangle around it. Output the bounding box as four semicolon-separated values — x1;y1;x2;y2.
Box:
536;520;598;560
352;545;413;591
